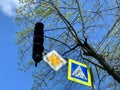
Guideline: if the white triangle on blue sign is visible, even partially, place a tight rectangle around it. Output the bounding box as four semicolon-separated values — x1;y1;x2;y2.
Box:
72;66;87;80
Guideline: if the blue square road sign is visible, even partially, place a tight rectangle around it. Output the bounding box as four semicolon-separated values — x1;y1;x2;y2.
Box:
68;59;92;86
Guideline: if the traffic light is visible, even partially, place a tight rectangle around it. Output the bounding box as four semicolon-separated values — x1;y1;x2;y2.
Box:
32;22;44;67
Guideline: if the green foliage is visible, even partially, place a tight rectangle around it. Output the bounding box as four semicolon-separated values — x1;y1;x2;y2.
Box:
15;0;120;90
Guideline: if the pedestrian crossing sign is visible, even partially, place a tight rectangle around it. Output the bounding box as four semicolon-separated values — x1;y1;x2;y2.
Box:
68;59;92;86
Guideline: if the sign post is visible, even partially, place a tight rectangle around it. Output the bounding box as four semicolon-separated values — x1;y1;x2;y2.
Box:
68;59;92;86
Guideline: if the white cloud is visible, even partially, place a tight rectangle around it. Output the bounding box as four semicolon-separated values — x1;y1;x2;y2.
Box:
0;0;19;17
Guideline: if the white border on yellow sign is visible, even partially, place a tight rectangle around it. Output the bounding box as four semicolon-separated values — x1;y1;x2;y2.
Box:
43;50;67;71
68;59;92;86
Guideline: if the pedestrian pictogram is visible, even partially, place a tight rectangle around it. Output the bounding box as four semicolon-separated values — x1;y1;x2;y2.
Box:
72;66;87;80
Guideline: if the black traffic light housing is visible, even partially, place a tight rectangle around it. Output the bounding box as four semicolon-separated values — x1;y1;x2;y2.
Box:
32;22;44;67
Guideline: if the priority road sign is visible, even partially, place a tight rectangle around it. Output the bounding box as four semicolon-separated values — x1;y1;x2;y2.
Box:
43;50;67;71
68;59;92;86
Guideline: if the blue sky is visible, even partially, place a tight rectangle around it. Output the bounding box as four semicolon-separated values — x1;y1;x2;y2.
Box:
0;1;112;90
0;0;33;90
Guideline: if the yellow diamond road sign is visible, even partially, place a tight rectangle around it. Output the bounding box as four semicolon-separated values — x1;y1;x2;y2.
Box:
43;50;67;71
68;59;92;86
